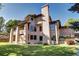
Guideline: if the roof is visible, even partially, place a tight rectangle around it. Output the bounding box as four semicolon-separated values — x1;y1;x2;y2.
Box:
50;20;61;28
60;26;74;29
17;20;25;29
24;14;52;23
17;14;62;29
24;14;44;23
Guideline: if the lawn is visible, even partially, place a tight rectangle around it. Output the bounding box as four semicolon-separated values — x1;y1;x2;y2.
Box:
0;43;77;56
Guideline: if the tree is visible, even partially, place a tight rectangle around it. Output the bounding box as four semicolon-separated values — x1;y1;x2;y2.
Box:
70;22;79;30
64;18;79;26
64;18;74;26
0;17;5;32
68;3;79;13
64;18;79;30
68;4;79;30
6;20;19;33
0;4;5;32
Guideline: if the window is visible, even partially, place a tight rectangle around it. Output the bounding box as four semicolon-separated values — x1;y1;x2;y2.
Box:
34;35;37;40
31;17;33;21
29;26;36;32
29;21;36;32
30;35;37;40
30;35;33;40
50;24;55;31
34;27;36;32
39;36;43;41
51;36;56;41
39;26;42;31
28;24;29;30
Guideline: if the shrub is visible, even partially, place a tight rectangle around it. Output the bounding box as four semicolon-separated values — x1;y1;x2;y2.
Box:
37;42;42;44
59;36;72;39
28;42;30;44
65;39;75;45
43;43;48;45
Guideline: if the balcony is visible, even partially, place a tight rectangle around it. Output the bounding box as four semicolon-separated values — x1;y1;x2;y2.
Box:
19;30;24;35
37;21;42;25
13;30;24;35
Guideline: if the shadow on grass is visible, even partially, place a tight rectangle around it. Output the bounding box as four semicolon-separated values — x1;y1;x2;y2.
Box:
0;45;76;56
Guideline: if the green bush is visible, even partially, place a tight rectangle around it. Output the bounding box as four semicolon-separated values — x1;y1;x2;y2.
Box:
59;36;72;39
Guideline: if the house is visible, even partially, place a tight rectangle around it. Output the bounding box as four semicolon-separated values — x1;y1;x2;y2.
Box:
9;4;78;45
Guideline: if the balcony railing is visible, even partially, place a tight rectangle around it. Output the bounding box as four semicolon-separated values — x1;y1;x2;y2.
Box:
13;30;24;35
19;30;24;34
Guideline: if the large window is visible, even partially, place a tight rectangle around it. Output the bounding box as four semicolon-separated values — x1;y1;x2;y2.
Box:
50;24;55;31
29;21;37;32
30;35;37;40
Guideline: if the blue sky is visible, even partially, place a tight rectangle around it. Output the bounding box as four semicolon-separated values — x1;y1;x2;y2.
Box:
0;3;79;25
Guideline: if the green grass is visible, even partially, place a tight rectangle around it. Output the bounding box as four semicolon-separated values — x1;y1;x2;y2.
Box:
0;44;76;56
0;42;9;45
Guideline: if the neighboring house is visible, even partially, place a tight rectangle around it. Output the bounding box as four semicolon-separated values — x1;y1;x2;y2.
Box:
9;4;78;45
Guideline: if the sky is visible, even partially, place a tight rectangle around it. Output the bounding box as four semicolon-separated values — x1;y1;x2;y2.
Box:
0;3;79;25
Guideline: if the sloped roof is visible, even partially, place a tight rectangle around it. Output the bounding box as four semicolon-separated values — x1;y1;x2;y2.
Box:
50;20;61;28
17;20;25;29
17;14;44;26
17;14;61;29
24;14;53;23
24;14;44;22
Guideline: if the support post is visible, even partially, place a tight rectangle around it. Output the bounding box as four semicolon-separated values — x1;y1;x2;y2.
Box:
9;28;13;43
55;23;59;44
15;26;19;44
24;24;27;43
24;23;29;44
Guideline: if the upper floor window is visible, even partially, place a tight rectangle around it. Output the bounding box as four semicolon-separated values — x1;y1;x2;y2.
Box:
31;17;33;21
29;25;37;32
50;24;55;31
29;25;34;32
39;26;42;31
29;20;37;32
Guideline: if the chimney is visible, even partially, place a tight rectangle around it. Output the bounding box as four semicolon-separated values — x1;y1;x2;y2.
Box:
41;4;51;44
41;4;49;21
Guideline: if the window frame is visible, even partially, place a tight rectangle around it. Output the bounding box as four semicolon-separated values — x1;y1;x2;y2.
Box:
39;36;43;41
39;26;42;31
30;35;37;40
